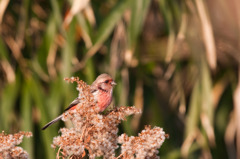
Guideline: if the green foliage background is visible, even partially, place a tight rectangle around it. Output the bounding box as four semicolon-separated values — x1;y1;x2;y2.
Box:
0;0;239;158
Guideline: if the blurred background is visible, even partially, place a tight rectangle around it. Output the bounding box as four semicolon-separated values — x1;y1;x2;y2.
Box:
0;0;240;158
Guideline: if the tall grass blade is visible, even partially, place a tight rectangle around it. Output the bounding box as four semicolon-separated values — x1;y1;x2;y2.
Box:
29;77;55;159
128;0;150;48
20;80;33;159
234;67;240;159
200;56;215;146
0;75;20;131
84;0;132;62
196;0;216;70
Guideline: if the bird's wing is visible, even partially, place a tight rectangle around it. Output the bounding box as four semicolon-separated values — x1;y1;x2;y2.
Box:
64;86;98;112
42;97;80;130
64;97;81;111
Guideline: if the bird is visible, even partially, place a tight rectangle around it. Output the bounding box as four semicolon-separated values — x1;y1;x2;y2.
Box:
42;73;116;130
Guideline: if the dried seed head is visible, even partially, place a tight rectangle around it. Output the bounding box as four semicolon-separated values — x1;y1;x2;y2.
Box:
118;126;166;159
0;131;32;159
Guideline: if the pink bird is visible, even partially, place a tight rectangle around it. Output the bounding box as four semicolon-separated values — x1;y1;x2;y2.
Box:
42;73;116;130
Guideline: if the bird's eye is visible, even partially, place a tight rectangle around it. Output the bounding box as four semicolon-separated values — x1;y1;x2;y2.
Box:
104;80;109;83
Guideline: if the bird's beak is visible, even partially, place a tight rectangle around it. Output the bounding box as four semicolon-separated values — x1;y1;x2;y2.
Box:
111;81;117;86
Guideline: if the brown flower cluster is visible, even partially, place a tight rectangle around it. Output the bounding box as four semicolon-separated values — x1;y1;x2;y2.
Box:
0;131;32;159
52;77;166;159
118;125;166;159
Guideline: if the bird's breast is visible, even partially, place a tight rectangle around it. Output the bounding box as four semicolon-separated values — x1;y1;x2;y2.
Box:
97;90;112;112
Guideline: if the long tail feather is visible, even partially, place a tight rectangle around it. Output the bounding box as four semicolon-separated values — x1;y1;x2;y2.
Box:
41;114;63;130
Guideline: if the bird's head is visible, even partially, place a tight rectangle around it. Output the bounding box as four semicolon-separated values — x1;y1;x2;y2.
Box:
92;73;116;92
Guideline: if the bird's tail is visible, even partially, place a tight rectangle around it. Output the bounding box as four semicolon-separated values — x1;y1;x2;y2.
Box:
41;114;63;130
